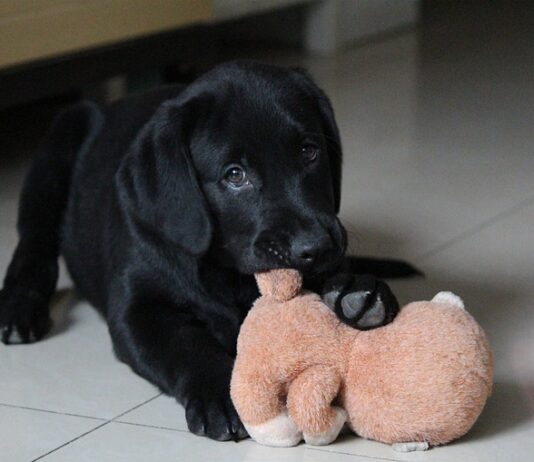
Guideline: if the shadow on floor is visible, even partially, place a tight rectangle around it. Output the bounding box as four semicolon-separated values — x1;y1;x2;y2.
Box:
49;288;81;338
467;380;533;442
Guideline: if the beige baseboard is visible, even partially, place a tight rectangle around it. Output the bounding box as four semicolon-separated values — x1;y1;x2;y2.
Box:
0;0;212;70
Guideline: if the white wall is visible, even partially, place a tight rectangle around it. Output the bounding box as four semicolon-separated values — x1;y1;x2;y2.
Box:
213;0;420;54
304;0;419;53
339;0;419;43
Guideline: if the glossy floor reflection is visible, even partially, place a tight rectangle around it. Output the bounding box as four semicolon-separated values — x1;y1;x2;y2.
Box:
1;9;533;462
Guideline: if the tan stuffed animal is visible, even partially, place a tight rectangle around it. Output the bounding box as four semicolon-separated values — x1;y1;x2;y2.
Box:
231;269;493;450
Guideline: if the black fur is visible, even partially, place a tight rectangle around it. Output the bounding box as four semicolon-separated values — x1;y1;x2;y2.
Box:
0;61;417;441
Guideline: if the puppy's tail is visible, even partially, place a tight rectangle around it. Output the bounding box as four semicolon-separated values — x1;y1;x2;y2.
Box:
346;256;423;279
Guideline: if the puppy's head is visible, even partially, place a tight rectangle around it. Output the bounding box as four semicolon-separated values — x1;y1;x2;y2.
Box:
119;61;346;275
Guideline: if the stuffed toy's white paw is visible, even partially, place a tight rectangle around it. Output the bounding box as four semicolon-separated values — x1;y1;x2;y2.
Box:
303;407;347;446
245;410;302;447
393;441;430;452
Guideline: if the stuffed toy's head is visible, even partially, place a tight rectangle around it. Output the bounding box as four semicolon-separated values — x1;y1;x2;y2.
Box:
231;270;493;450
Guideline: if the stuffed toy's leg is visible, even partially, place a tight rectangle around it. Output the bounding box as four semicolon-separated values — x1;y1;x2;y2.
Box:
231;367;302;447
287;366;346;446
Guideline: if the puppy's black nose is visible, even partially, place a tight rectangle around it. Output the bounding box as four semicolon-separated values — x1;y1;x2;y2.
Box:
291;235;332;268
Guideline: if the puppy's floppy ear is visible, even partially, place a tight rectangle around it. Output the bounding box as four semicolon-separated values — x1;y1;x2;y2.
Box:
290;67;342;213
116;99;212;256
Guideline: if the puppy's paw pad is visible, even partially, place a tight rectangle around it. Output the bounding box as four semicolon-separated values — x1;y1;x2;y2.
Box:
355;295;386;329
326;274;399;330
340;291;370;318
339;290;387;328
322;274;355;310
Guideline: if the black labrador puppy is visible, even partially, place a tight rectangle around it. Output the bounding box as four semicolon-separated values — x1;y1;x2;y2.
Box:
0;61;410;441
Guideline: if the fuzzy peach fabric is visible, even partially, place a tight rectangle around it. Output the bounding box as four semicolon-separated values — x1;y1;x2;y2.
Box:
230;269;493;447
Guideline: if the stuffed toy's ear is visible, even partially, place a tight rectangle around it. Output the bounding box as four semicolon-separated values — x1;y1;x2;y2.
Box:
116;99;212;256
255;269;303;302
290;67;342;214
431;291;465;310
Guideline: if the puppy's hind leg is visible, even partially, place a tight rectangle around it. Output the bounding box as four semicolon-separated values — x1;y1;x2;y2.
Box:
0;102;101;344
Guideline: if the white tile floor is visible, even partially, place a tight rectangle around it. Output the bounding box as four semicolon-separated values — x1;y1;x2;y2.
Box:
1;16;534;462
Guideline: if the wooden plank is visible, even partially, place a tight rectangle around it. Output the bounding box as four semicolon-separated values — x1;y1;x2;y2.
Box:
0;0;212;69
0;1;75;18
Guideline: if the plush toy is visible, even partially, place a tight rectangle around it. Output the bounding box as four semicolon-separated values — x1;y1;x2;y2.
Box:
231;269;493;450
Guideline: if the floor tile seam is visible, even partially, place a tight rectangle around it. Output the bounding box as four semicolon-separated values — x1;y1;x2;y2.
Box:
31;421;110;462
29;393;162;461
414;191;534;263
113;419;189;433
306;445;401;461
0;402;106;421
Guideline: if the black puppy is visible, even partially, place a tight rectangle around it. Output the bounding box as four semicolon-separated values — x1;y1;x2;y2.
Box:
0;61;409;441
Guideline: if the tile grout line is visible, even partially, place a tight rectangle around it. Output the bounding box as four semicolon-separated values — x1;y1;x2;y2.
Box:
0;402;106;422
31;421;111;462
307;445;401;462
414;191;534;263
31;393;162;462
113;419;188;433
109;392;163;421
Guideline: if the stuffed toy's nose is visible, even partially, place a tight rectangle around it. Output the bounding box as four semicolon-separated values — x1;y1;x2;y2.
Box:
255;269;303;302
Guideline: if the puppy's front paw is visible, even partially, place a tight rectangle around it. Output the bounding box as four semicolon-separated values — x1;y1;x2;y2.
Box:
0;288;52;344
185;392;248;441
322;274;399;330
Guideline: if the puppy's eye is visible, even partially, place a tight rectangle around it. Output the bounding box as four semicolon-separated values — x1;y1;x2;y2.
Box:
223;165;249;188
301;143;320;163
